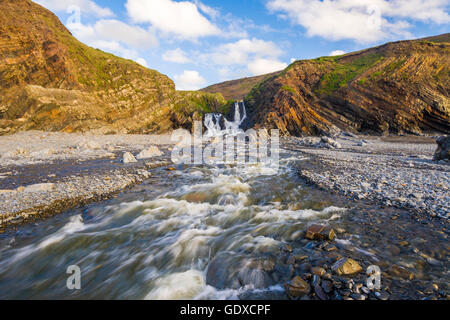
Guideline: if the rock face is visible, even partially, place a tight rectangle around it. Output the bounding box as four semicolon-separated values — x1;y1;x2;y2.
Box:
243;34;450;136
433;136;450;161
0;0;227;135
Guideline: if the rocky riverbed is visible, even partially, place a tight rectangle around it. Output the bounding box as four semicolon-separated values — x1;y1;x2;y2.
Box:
0;131;448;300
287;135;449;218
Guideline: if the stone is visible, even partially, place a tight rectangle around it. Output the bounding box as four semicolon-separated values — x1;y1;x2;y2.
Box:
319;136;342;149
305;224;335;241
123;152;137;163
284;276;311;298
136;146;163;159
314;284;328;300
387;265;415;280
374;291;390;300
311;267;326;277
331;258;363;276
321;280;334;294
433;136;450;161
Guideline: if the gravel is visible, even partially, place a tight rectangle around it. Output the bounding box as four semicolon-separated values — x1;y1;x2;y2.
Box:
289;135;449;218
0;131;174;228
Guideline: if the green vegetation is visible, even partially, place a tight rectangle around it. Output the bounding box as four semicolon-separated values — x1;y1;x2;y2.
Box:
172;91;230;116
315;53;384;95
281;85;296;94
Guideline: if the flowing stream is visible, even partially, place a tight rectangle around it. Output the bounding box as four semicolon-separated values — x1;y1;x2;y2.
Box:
0;110;448;300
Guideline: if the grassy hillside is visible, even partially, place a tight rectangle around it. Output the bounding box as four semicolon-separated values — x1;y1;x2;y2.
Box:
200;72;282;101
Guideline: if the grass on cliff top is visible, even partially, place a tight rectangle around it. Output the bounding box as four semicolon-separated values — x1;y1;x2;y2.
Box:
315;53;384;95
172;91;231;115
40;14;170;92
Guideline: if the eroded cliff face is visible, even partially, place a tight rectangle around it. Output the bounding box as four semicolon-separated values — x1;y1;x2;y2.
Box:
244;36;450;136
0;0;226;134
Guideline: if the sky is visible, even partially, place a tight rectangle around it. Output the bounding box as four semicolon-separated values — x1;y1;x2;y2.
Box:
34;0;449;90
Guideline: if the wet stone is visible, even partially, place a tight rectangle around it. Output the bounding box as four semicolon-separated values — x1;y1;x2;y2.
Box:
321;280;334;294
305;224;336;241
387;265;415;280
284;276;311;298
331;258;363;276
311;267;327;277
314;284;329;300
374;291;390;300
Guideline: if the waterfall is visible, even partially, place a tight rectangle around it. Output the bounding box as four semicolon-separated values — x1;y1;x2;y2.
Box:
204;113;223;137
205;101;246;137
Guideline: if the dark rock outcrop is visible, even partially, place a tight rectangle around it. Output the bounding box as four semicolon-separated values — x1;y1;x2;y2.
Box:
433;136;450;161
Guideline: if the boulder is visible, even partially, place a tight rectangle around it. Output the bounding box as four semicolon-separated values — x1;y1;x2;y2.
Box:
123;152;137;163
331;258;363;275
318;136;342;149
433;136;450;161
136;146;163;159
284;276;311;298
305;224;336;241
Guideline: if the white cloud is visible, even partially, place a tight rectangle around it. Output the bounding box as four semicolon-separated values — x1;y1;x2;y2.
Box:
200;38;287;78
68;20;155;66
125;0;220;39
174;70;207;90
91;20;158;48
162;48;191;63
329;50;345;56
35;0;114;18
209;38;284;66
267;0;450;43
248;58;287;76
194;0;219;20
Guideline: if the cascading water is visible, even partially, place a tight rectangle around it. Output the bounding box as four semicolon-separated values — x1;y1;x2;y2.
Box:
224;101;247;135
204;113;223;137
204;101;247;137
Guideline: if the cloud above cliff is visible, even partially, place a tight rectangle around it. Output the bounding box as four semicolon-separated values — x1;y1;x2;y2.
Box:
125;0;220;39
174;70;206;90
267;0;450;43
35;0;114;17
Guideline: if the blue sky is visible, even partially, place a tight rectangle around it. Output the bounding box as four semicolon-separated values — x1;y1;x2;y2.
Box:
35;0;449;90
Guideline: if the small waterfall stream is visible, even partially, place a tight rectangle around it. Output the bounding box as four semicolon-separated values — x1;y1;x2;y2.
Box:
204;101;247;137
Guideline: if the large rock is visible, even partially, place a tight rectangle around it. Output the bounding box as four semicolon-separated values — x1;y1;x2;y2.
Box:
305;224;336;241
136;146;163;159
331;258;363;275
123;152;137;163
433;136;450;161
284;276;311;298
